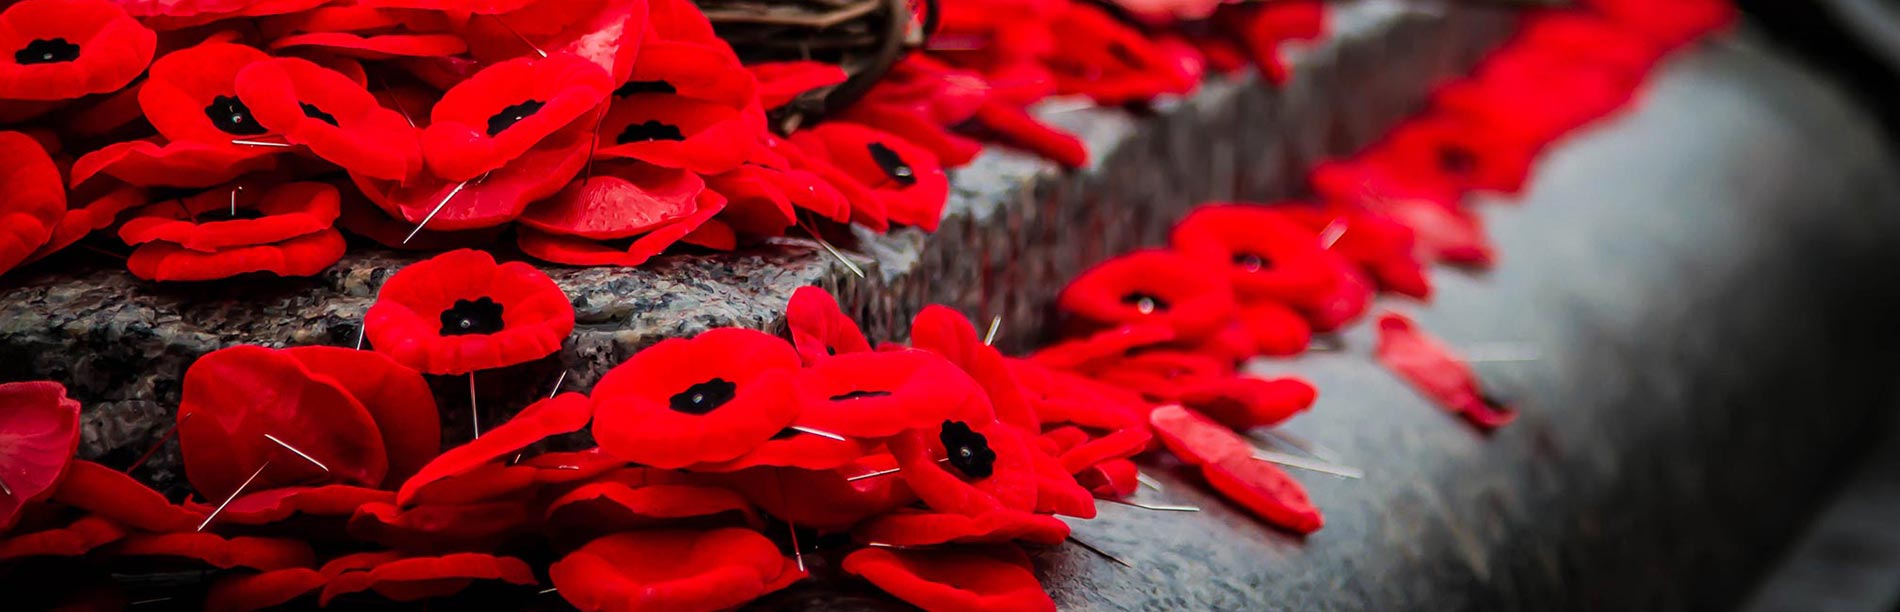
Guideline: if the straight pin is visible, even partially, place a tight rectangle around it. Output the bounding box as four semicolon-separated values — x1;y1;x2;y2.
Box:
1462;343;1542;363
539;588;559;595
200;461;271;531
0;475;13;497
804;223;865;278
264;434;330;472
404;179;471;243
983;316;1002;346
229;185;243;217
1135;471;1163;492
230;139;293;148
1253;449;1364;479
1258;429;1344;465
790;425;847;442
845;458;949;482
582;102;609;184
469;372;481;439
1100;498;1199;512
490;15;548;58
549;371;569;398
1067;535;1134;569
1318;219;1349;249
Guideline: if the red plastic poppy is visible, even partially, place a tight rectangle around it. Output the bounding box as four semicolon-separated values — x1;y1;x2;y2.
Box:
550;528;804;612
347;500;533;553
1170;204;1338;310
1374;312;1516;429
321;552;537;604
1278;205;1431;301
108;533;317;571
855;507;1069;546
234;57;423;180
365;249;576;375
516;187;727;267
0;515;125;561
1046;3;1197;104
422;52;612;181
749;60;847;110
0;131;63;277
50;460;205;533
1057;249;1239;342
1148;404;1251;467
594;93;756;175
71;138;281;189
1362;193;1494;268
592;328;801;468
177;345;388;501
785;285;873;364
0;381;80;530
138;42;277;147
1213;0;1325;84
791;349;978;438
397;392;591;506
1302;254;1374;333
842;546;1055;612
126;227;346;282
1055;426;1151;475
891;418;1038;516
22;185;148;266
355;123;591;231
206;568;325;612
119;181;340;252
790;123;950;231
1201;454;1323;534
544;482;760;537
716;461;917;532
0;0;157;101
519;162;705;239
909;305;1040;432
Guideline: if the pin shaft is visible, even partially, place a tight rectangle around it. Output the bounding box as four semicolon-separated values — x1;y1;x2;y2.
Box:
1253;449;1364;479
200;460;271;531
264;434;329;472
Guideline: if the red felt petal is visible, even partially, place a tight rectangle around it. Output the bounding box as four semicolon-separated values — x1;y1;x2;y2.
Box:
1057;249;1239;342
108;533;316;570
0;0;157;101
206;568;326;611
354;125;591;232
515;189;726;267
397;393;592;506
0;132;66;277
1170;204;1338;309
0;381;80;530
0;515;125;561
1029;324;1175;372
321;553;537;604
234;57;424;180
51;460;205;533
909;305;1039;431
716;461;916;532
592;328;802;468
519;162;706;239
545;482;760;534
347;500;533;553
748;60;847;110
126;228;346;282
1148;404;1252;467
118;181;341;252
891;419;1039;516
364;248;576;375
22;185;149;266
842;546;1055;612
791;349;979;438
183;485;395;526
137;42;273;146
854;508;1069;546
422;53;612;181
784;285;872;365
550;528;800;612
1374;312;1516;429
1201;454;1323;534
282;347;440;487
71;138;280;190
177;345;388;501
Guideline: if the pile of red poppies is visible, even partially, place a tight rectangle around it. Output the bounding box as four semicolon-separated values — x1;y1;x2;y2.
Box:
0;0;1327;283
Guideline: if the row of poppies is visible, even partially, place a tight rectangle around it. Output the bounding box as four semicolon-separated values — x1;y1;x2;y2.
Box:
0;0;1329;283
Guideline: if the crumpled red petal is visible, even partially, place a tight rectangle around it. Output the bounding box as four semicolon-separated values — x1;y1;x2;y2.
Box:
118;181;341;252
1374;312;1516;429
282;346;440;487
397;392;591;506
126;227;346;282
177;344;388;500
1200;454;1323;534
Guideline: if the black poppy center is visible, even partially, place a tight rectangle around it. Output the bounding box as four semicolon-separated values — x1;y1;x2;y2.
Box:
487;99;546;137
938;420;995;479
616;120;685;145
615;80;677;97
1232;252;1272;273
867;143;917;187
302;103;339;127
670;378;737;415
206;95;268;136
439;297;506;336
16;38;80;65
830;390;892;401
1120;292;1170;315
1438;146;1476;176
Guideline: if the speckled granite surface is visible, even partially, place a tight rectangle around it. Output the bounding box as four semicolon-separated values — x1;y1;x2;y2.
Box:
0;0;1514;493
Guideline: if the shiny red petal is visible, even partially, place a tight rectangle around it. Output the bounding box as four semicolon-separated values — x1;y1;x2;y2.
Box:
397;393;592;506
550;528;800;612
126;227;345;282
321;552;536;604
0;381;80;530
177;345;388;500
1201;454;1323;534
51;460;204;533
0;132;65;277
118;181;341;252
1148;404;1251;467
108;533;316;570
592;328;801;468
1374;312;1516;429
842;546;1054;612
0;515;125;561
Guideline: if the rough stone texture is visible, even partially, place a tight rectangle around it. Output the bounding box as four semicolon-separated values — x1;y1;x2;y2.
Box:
0;0;1514;494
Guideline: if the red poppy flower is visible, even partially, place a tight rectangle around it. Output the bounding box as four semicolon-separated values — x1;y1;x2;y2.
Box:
365;249;576;375
0;515;125;561
206;568;325;612
623;39;755;109
459;0;650;84
700;165;797;237
347;500;533;552
838;102;985;169
397;392;591;506
234;57;423;180
791;350;978;439
0;381;80;530
550;528;804;612
1015;363;1150;431
1201;454;1323;534
138;42;278;147
119;181;340;252
516;187;726;267
1303;254;1374;333
785;285;872;364
855;507;1069;546
749;60;847;110
320;552;537;604
1030;323;1174;372
265;6;466;59
909;305;1041;432
126;227;346;281
50;460;204;533
1177;373;1316;431
355;123;591;231
593;93;755;175
1278;204;1431;301
1026;446;1097;518
1363;194;1494;268
790;123;949;231
182;485;394;526
108;533;317;570
842;546;1055;612
1080;458;1140;498
422;53;612;181
22;185;148;266
273;347;438;487
0;131;63;277
689;425;871;472
1148;404;1250;466
1046;3;1197;104
0;0;156;101
178;345;389;501
1213;0;1325;84
971;99;1089;169
519;162;704;239
1171;204;1338;310
891;418;1038;516
71;138;281;190
1374;312;1515;429
1058;249;1239;342
717;461;917;532
545;482;760;537
592;328;801;468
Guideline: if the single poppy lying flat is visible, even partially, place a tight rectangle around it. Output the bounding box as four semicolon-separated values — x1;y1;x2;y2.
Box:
364;249;576;375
